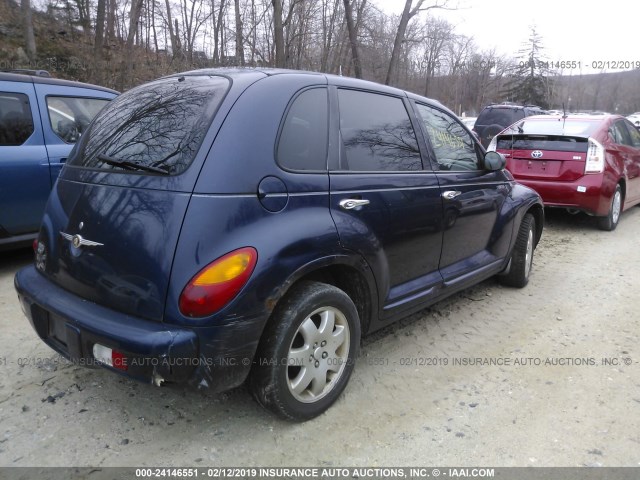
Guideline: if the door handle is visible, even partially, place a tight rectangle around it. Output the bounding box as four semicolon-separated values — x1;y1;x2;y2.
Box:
339;198;370;210
442;190;462;200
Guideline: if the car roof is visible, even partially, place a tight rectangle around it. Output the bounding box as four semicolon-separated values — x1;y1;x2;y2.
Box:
482;103;542;110
0;71;119;94
164;67;449;111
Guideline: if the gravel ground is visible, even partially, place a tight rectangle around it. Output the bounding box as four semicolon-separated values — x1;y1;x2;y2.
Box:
0;208;639;468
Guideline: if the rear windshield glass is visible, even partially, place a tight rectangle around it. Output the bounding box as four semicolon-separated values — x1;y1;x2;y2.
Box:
70;75;229;175
497;135;588;152
477;108;524;126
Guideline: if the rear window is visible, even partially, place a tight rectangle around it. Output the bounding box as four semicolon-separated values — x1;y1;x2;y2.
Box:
497;135;588;152
70;75;229;175
477;108;524;126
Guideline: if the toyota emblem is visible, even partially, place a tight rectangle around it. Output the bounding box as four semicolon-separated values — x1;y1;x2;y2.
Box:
531;150;543;159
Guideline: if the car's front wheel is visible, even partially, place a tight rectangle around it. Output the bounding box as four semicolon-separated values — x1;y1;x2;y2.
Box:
249;281;361;421
499;213;535;288
597;184;622;231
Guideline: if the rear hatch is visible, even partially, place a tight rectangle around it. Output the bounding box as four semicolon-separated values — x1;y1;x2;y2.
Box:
37;74;232;322
497;134;589;181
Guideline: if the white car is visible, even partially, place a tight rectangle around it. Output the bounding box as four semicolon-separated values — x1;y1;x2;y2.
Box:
460;116;477;128
626;112;640;127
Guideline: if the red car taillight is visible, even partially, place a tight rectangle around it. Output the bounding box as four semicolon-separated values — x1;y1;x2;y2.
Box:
585;137;605;174
179;247;258;317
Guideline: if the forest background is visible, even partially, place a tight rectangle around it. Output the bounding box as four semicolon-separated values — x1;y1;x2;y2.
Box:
3;0;639;116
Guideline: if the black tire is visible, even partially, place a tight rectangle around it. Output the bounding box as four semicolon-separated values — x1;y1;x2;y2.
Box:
499;213;535;288
597;184;622;231
249;281;361;421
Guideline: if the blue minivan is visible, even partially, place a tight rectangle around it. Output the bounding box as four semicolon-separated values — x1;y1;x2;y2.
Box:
15;69;543;420
0;71;117;249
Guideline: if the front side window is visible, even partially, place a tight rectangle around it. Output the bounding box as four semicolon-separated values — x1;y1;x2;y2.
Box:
70;75;229;175
46;96;110;143
337;89;422;172
416;103;481;171
0;92;34;146
277;88;328;171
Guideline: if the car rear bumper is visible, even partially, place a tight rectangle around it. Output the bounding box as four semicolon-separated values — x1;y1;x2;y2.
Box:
514;173;612;216
15;265;262;392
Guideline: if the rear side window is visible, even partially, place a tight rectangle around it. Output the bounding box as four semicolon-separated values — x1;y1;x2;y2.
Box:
337;89;422;172
277;88;328;171
46;96;110;143
0;92;34;146
71;75;229;175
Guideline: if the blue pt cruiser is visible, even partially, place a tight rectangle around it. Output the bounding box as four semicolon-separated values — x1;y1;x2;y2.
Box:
15;69;543;420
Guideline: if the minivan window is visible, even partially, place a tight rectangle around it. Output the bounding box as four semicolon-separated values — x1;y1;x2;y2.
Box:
277;88;328;171
337;89;422;172
416;103;480;171
0;93;34;146
71;75;229;175
46;96;110;143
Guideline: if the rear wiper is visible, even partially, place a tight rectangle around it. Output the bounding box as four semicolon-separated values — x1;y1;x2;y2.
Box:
96;154;170;175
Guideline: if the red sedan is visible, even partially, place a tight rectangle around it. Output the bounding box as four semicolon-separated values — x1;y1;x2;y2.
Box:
488;114;640;230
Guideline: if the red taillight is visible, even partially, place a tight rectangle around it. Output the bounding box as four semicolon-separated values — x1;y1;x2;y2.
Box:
32;239;38;252
179;247;258;317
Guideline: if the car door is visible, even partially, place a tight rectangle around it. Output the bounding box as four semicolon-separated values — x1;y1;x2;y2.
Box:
413;102;511;284
619;120;640;203
328;87;444;320
33;83;113;184
0;81;49;238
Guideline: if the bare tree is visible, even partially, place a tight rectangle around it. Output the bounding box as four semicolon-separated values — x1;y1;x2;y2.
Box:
385;0;452;86
165;0;183;58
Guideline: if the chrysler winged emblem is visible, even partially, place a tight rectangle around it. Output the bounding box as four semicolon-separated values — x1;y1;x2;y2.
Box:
60;232;104;248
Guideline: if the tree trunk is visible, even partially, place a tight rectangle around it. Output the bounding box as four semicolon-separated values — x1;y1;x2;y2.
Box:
165;0;177;57
342;0;361;78
95;0;106;55
234;0;244;65
272;0;285;67
21;0;37;62
106;0;116;44
119;0;145;89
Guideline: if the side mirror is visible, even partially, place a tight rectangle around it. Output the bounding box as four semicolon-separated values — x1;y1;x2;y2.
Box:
484;151;506;171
